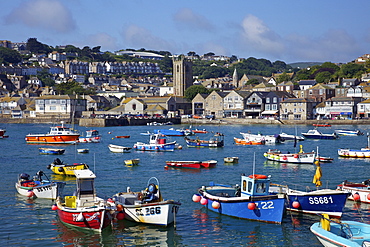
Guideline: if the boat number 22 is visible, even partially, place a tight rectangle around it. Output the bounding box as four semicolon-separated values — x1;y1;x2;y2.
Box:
308;196;333;204
136;207;161;216
255;201;274;209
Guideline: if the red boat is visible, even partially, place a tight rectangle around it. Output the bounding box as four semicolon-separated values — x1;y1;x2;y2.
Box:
201;160;217;168
54;169;114;232
25;122;79;144
165;161;202;169
115;135;130;138
191;129;208;134
312;123;331;127
0;128;9;138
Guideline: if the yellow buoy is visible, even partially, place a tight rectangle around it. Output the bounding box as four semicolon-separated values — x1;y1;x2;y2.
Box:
320;213;330;231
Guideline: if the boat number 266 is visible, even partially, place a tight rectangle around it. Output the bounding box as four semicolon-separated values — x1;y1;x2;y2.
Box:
136;207;161;216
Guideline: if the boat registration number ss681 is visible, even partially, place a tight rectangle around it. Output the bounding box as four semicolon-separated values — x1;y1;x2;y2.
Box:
308;196;333;204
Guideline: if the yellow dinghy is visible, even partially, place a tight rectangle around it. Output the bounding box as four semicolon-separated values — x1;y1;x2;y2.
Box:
47;158;89;176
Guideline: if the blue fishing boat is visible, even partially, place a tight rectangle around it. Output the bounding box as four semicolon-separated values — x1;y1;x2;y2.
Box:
311;214;370;247
194;174;286;224
154;128;187;136
269;161;349;217
301;129;338;139
133;133;176;151
39;147;65;155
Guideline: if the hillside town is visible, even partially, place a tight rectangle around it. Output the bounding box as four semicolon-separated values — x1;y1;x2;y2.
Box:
1;39;370;124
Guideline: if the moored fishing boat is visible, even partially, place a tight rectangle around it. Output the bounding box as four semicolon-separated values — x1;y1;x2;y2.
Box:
115;135;130;139
194;173;286;224
15;170;65;199
263;146;316;164
269;161;349;218
78;130;101;143
240;132;285;144
301;129;338;139
184;132;224;147
108;144;132;153
165;161;202;169
315;156;333;162
47;158;89;176
224;157;239;163
154;128;186;136
278;132;305;141
124;158;140;166
39;147;65;155
25;122;80;144
337;179;370;203
338;134;370;158
133;133;176;152
77;148;89;153
334;129;363;136
310;215;370;247
54;169;115;232
312;123;331;127
234;137;264;145
112;177;181;226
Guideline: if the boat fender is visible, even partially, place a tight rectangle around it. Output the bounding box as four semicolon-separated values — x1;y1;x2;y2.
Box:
47;164;51;169
248;174;268;179
58;167;64;173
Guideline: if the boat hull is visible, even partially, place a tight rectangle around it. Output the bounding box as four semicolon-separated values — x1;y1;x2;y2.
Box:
185;139;224;147
108;144;132;153
124;159;140;166
165;161;201;169
310;221;370;247
284;190;349;218
198;187;285;224
301;134;337;139
264;151;316;164
49;163;89;176
16;181;65;199
57;206;112;231
119;201;180;226
234;137;264;145
39;148;65;155
338;148;370;158
25;134;79;144
134;142;175;151
337;183;370;203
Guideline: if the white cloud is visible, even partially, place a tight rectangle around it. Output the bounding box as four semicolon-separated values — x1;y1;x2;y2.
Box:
5;0;76;33
173;8;214;31
240;15;284;56
122;24;174;51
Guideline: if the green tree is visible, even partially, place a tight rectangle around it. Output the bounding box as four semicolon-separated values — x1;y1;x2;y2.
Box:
37;69;55;87
340;63;365;78
315;71;332;83
184;85;209;101
276;72;291;83
26;38;51;54
0;47;22;64
55;81;95;95
158;56;173;73
246;78;259;85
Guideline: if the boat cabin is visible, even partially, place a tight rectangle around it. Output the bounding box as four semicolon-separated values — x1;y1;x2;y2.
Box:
86;130;100;138
73;169;96;207
241;174;271;197
150;133;166;145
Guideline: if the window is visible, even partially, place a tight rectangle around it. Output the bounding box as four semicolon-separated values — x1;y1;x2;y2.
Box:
51;100;57;104
309;90;313;95
212;95;216;100
319;89;323;95
61;100;66;104
272;104;277;110
273;97;277;103
265;104;270;110
234;96;238;101
266;98;270;103
50;106;56;111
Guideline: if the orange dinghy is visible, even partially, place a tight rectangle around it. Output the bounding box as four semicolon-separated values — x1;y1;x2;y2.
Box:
234;137;265;145
25;122;80;144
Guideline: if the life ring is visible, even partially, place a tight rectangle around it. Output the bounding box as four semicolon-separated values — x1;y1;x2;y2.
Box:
248;174;268;179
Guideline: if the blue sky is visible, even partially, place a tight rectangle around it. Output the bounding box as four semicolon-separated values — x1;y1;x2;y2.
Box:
1;0;370;64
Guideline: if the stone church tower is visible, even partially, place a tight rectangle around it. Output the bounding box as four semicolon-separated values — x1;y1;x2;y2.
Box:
173;56;193;96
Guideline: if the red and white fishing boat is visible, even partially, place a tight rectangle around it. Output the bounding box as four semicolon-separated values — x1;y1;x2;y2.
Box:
78;130;101;143
234;137;264;145
337;179;370;203
0;128;9;138
54;169;115;232
25;122;80;144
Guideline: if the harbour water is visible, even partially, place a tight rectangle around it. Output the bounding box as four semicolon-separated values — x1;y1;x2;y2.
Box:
1;123;370;246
